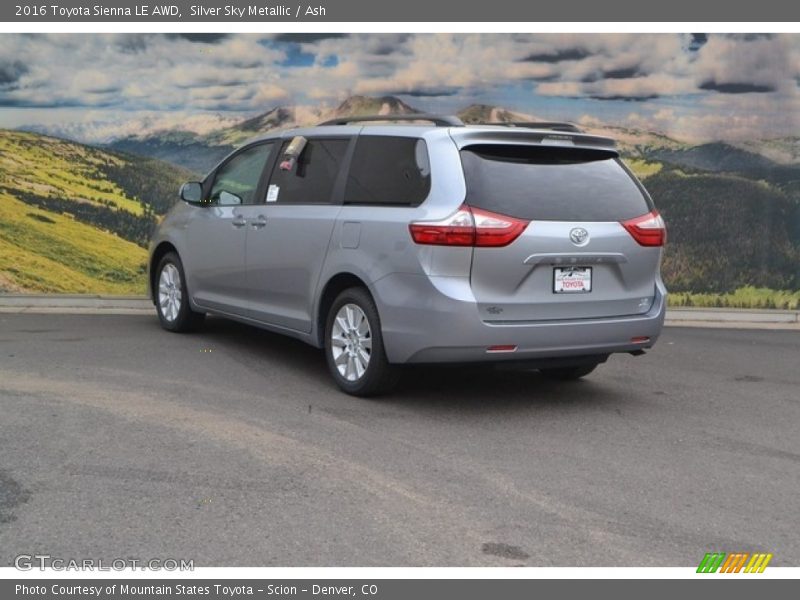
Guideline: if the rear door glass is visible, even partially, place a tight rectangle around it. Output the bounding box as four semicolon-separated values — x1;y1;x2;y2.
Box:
460;145;651;221
267;138;349;205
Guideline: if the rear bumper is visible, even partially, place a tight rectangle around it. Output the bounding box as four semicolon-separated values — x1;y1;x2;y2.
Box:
372;273;666;364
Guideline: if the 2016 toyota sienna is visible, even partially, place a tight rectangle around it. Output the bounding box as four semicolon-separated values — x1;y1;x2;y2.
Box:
148;114;667;396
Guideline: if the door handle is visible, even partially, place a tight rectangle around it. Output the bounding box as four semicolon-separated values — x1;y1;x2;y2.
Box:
232;216;247;228
251;215;267;229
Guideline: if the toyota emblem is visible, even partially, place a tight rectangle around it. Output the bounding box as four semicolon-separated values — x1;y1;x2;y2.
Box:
569;227;589;246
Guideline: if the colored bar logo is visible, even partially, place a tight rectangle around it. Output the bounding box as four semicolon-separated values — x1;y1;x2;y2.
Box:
697;552;773;573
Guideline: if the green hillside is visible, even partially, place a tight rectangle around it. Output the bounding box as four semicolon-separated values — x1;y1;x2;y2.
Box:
0;130;192;294
109;132;232;175
624;158;663;180
645;169;800;293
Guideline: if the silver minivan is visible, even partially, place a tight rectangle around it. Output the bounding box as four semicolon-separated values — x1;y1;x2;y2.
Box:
148;115;667;395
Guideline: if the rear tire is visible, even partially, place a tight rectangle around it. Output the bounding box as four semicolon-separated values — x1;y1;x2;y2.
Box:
324;287;399;397
539;363;598;381
155;251;205;333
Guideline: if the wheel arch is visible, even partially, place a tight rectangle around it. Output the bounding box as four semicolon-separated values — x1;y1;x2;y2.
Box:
314;272;373;347
148;241;179;304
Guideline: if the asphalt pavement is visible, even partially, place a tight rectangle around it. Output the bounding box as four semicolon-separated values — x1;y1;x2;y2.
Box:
1;313;798;567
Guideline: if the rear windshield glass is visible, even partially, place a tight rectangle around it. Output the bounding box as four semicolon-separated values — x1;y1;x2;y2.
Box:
460;145;651;221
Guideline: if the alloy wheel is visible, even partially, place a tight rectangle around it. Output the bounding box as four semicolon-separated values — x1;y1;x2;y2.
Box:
158;263;182;322
330;303;372;381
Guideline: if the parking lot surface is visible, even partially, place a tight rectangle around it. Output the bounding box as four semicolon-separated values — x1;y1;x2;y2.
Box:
1;313;798;566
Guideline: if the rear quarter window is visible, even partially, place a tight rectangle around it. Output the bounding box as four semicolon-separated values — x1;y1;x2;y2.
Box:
460;144;652;221
344;136;431;206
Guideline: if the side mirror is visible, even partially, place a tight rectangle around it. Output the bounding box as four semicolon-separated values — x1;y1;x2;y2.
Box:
179;181;203;204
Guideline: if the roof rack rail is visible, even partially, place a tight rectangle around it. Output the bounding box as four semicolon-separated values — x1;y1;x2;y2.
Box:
482;121;583;133
318;113;464;127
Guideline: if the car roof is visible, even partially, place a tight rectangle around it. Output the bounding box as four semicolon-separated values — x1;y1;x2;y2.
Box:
244;115;617;153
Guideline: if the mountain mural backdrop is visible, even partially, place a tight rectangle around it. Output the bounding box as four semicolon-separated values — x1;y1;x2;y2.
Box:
2;94;799;303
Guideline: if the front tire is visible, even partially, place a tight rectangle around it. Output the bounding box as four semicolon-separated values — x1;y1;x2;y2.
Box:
324;287;399;397
539;363;598;381
155;252;205;332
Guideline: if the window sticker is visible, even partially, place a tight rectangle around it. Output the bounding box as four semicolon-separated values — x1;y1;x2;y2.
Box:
266;184;280;203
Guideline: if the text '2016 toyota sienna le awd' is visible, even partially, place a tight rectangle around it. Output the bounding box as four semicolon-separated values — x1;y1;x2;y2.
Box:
148;114;667;396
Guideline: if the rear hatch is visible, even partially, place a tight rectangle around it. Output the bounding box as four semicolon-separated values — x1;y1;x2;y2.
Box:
460;143;663;322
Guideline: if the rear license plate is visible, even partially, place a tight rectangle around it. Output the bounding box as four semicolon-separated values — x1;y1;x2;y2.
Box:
553;267;592;293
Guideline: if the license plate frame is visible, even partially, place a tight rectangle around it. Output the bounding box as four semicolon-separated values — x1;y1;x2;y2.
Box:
553;266;592;294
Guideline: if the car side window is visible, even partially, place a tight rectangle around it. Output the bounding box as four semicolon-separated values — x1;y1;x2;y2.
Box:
266;138;349;205
209;143;274;206
344;136;431;206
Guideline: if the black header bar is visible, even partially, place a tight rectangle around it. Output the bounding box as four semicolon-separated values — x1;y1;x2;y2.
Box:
3;0;799;22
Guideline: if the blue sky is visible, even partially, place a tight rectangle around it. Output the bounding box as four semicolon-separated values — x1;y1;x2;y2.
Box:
0;33;798;142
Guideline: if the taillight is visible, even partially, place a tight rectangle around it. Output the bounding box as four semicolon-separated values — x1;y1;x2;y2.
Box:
408;205;475;246
472;207;530;247
621;210;666;247
409;204;528;247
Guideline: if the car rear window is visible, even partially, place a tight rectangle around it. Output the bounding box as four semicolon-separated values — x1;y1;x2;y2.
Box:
460;144;651;221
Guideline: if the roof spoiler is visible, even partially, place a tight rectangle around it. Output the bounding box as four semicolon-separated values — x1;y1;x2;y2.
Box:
476;121;583;133
451;128;617;151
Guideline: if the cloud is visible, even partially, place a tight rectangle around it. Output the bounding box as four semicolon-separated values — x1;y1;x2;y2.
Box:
602;66;642;80
538;73;695;100
74;70;122;94
0;33;698;110
725;33;775;41
114;34;149;54
0;60;28;86
251;83;290;105
588;94;657;102
1;33;799;142
0;34;290;112
614;74;800;141
271;33;349;43
519;48;591;63
699;81;776;94
510;34;696;100
16;110;249;142
392;88;459;97
688;33;708;51
171;65;249;89
165;33;230;44
622;107;786;143
692;34;793;94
